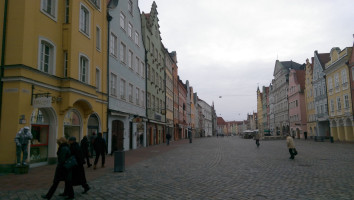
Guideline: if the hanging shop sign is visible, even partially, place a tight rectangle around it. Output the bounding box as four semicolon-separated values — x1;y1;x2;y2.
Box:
33;97;52;108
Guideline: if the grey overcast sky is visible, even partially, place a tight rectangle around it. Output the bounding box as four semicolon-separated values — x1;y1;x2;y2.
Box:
138;0;354;121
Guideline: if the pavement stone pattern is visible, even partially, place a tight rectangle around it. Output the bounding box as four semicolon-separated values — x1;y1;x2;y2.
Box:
0;137;353;200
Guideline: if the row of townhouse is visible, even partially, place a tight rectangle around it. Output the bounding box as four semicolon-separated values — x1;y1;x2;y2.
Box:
257;39;354;142
0;0;217;173
217;112;257;136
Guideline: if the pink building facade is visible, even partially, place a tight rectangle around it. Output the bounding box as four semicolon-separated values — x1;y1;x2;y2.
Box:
288;69;307;138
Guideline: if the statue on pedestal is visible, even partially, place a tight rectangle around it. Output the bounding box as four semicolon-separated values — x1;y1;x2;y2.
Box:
14;126;33;166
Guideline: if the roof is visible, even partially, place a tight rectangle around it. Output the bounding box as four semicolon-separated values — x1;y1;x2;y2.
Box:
217;117;227;125
281;60;303;70
315;52;330;69
294;69;306;91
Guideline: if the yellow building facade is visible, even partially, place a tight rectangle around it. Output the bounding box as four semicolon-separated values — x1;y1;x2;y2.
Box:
0;0;107;172
305;58;316;138
324;47;353;142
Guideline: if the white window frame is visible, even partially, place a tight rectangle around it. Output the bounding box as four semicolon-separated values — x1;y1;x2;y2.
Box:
337;96;341;111
79;3;91;37
128;50;133;69
128;23;133;38
120;12;126;30
134;31;139;46
120;42;126;63
120;78;126;100
140;62;145;78
344;94;349;109
128;83;133;102
135;57;139;73
88;0;101;10
38;36;56;75
136;87;140;105
79;53;90;84
96;26;101;51
96;67;101;91
40;0;58;21
141;90;145;107
110;32;118;57
110;73;117;96
128;0;133;15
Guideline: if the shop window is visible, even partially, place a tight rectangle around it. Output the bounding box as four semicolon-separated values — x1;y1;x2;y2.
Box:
64;110;81;140
30;125;49;164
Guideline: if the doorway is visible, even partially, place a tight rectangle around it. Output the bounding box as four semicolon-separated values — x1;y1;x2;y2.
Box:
112;120;124;151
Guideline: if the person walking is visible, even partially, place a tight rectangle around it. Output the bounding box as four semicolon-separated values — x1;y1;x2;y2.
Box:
286;134;297;160
254;133;260;147
41;137;74;200
80;136;92;168
67;137;90;195
93;132;107;170
166;132;171;145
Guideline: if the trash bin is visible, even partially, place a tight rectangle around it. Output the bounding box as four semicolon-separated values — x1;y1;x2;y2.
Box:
330;137;334;143
114;151;125;172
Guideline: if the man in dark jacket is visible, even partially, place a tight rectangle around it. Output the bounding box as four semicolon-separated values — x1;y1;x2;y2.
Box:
68;137;90;194
42;137;74;200
93;132;107;170
80;136;92;168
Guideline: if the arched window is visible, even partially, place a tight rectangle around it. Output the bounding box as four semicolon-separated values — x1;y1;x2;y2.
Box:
38;37;56;75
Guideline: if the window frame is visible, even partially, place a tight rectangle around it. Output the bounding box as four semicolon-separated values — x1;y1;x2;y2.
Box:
96;26;101;51
79;3;91;37
120;12;126;30
110;32;118;58
120;42;127;63
96;67;101;91
40;0;58;21
78;53;90;84
120;78;126;100
38;36;56;75
110;73;117;96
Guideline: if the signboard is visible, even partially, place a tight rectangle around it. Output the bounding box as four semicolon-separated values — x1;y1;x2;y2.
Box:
33;97;52;108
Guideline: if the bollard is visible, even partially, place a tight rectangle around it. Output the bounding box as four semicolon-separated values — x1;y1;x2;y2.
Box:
114;151;125;172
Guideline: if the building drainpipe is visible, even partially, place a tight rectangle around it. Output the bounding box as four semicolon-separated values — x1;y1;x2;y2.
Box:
0;0;9;119
106;11;112;144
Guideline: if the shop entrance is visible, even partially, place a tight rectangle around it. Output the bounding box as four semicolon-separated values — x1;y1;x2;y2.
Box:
30;108;57;165
64;110;81;140
112;120;124;151
88;114;100;156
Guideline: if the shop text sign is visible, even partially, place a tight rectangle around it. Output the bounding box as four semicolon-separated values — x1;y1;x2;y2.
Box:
33;97;52;108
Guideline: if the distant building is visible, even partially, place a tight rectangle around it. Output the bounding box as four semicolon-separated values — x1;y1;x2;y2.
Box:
305;58;316;138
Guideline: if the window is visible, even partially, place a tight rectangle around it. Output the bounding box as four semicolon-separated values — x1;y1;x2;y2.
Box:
96;26;101;51
110;73;117;96
135;57;139;73
147;93;151;108
341;69;347;84
152;95;155;110
146;36;150;51
141;62;145;78
120;12;125;30
136;87;140;105
64;0;69;23
63;51;68;77
128;23;132;38
328;77;333;90
120;79;126;99
330;99;334;112
135;31;139;46
128;50;133;68
141;91;145;107
352;67;354;81
337;97;341;111
79;54;89;83
344;94;349;108
120;42;126;63
128;84;133;102
147;64;150;80
128;0;133;15
110;33;118;57
334;73;339;88
80;4;90;36
96;68;101;91
38;38;56;75
41;0;57;20
151;69;155;83
89;0;100;9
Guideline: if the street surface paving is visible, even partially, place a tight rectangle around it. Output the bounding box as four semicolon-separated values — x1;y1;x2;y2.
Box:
0;136;353;200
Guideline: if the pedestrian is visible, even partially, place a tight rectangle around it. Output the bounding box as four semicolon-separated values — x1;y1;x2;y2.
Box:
14;126;33;166
166;132;171;145
286;134;297;160
80;136;92;168
89;132;96;158
93;132;107;170
41;137;74;200
254;133;260;147
66;137;90;195
188;128;192;143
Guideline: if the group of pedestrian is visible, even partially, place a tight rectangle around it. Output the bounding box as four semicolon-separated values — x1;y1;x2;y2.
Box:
41;132;107;200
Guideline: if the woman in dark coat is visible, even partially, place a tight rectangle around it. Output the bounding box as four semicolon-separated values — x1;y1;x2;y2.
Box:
41;137;74;199
65;137;90;194
80;136;92;167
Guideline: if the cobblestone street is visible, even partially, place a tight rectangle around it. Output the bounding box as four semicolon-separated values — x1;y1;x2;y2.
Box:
1;137;353;200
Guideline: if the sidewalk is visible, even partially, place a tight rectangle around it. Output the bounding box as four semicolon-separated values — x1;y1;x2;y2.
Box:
0;139;190;191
